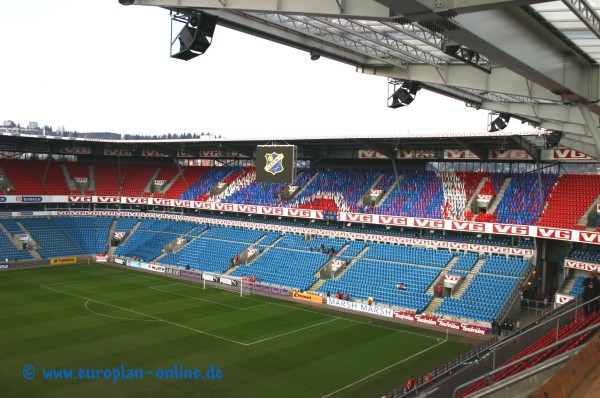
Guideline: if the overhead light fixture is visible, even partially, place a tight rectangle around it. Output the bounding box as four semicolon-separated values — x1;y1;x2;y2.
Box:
488;113;511;132
310;48;321;61
545;131;563;148
118;0;135;5
388;80;420;108
443;40;491;74
170;12;218;61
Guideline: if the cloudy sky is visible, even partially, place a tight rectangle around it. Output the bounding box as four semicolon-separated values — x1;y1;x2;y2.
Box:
0;0;528;138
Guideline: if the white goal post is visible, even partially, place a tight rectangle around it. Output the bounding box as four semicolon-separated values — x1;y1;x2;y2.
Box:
202;273;248;297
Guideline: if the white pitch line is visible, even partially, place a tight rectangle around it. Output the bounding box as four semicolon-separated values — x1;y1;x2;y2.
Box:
149;285;246;309
320;340;447;398
335;316;440;341
150;282;271;309
245;318;340;346
40;273;140;288
41;285;248;346
84;299;159;322
268;301;440;341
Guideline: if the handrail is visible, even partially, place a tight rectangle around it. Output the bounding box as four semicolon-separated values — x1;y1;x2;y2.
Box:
451;320;600;397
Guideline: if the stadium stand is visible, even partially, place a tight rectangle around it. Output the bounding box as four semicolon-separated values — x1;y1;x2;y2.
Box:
0;159;48;194
495;173;557;225
119;164;157;197
149;165;179;197
178;166;231;201
93;164;121;196
537;174;600;229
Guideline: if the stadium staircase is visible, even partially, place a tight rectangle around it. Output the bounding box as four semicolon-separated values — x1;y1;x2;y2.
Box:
106;220;117;247
106;246;117;258
486;177;512;215
452;258;486;298
334;245;370;280
308;279;326;292
376;178;401;207
289;171;320;200
28;248;42;260
88;165;96;194
237;236;281;267
422;256;460;315
557;273;580;296
158;169;183;197
142;168;161;195
463;176;488;217
274;170;306;200
577;193;600;229
61;164;77;192
0;222;20;248
358;173;384;208
117;220;141;246
304;242;359;292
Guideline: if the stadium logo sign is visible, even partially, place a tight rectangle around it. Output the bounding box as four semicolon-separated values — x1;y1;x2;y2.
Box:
0;197;6;202
264;152;284;175
16;196;43;202
0;264;8;270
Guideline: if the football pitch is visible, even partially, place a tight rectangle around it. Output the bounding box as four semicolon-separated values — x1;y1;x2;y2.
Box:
0;265;473;398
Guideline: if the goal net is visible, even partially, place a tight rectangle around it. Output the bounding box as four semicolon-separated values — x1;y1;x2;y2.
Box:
202;273;249;297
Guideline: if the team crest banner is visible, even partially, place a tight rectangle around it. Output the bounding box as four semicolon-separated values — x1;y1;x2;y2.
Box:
264;152;284;175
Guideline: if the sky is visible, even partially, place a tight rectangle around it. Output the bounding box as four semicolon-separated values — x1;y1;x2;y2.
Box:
0;0;529;139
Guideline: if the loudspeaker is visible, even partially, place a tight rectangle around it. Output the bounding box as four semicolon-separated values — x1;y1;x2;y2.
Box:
193;12;218;37
171;12;218;61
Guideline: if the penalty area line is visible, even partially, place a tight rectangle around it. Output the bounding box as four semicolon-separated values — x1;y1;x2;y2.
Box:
245;318;340;346
320;340;447;398
40;284;248;346
84;299;159;322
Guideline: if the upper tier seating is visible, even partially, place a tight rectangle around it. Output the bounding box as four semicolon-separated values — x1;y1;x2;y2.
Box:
150;165;179;197
289;168;381;213
162;166;211;199
496;173;557;225
179;166;233;201
438;171;486;220
2;159;599;229
375;170;444;219
120;164;157;197
44;160;70;195
225;169;286;207
0;159;48;194
94;164;121;196
537;174;600;229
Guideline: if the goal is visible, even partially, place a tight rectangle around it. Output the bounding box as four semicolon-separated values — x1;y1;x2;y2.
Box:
202;273;248;297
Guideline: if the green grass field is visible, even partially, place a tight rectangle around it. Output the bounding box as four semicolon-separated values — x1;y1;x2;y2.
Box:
0;264;473;398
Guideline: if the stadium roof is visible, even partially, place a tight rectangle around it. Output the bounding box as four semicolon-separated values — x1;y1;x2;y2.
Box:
0;128;559;161
124;0;600;158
